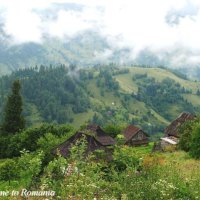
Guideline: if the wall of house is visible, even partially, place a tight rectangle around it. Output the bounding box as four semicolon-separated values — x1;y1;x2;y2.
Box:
127;131;149;146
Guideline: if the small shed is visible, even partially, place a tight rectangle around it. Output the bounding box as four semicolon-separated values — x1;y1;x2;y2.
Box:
53;124;115;158
165;112;196;138
122;125;149;146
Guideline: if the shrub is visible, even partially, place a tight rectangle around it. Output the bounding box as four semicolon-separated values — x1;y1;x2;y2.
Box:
190;123;200;159
17;150;44;187
0;159;18;185
7;124;74;157
179;120;199;152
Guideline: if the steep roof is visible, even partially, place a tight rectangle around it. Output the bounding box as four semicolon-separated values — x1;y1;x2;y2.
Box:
53;124;115;158
122;125;147;141
165;112;196;137
86;124;115;145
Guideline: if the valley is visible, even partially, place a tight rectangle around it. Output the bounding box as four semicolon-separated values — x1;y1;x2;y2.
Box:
0;65;199;135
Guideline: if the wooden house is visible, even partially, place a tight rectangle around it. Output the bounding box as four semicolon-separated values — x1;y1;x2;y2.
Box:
165;112;196;138
53;124;115;158
153;112;196;152
122;125;149;146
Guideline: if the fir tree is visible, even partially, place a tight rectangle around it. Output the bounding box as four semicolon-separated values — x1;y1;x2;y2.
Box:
1;80;25;135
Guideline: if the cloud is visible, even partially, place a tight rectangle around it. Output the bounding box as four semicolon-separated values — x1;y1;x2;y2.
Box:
1;0;200;67
0;0;50;43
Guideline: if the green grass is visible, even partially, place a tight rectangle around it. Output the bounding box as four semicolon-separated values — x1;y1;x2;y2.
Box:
133;142;154;154
113;66;200;124
72;110;94;127
1;146;200;199
183;94;200;107
115;67;200;94
128;99;148;115
23;66;200;129
87;80;122;107
115;74;138;94
149;109;170;125
167;104;185;120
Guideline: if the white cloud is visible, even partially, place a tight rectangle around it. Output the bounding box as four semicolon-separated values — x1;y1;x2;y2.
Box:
1;0;200;66
0;0;51;43
47;10;90;38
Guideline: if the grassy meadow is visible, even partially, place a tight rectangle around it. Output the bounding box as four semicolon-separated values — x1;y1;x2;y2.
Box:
0;142;200;200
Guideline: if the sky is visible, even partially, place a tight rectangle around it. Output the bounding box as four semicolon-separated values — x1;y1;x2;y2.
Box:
1;0;200;67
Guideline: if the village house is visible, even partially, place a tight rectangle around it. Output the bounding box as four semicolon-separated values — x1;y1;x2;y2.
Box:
122;125;149;146
164;112;196;138
153;112;196;152
53;124;115;158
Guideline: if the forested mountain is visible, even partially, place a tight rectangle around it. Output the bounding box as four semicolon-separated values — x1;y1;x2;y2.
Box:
1;31;200;80
0;65;199;135
0;32;133;76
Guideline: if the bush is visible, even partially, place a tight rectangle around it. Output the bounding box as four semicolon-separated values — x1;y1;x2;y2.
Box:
7;124;74;157
179;120;199;152
103;124;124;138
190;123;200;159
0;159;18;185
17;150;44;188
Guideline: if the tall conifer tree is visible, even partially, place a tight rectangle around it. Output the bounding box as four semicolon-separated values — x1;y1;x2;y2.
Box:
2;80;25;135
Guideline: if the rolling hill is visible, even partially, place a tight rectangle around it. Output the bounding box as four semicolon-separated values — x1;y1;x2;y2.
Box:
0;65;200;135
1;30;200;81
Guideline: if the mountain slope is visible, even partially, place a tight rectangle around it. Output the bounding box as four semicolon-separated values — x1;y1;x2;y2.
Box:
0;65;199;134
0;32;132;75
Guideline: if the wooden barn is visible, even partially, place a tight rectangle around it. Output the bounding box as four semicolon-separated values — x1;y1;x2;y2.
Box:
165;112;196;138
53;125;115;158
122;125;149;146
153;112;196;152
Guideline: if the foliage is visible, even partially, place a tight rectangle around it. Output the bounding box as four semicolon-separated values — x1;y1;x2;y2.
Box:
2;124;74;158
135;77;194;121
103;124;124;138
96;68;119;92
0;65;200;135
179;119;199;152
190;123;200;159
0;150;44;189
37;132;71;165
1;80;25;135
41;137;110;199
0;66;90;125
0;159;18;185
1;141;200;199
17;150;44;188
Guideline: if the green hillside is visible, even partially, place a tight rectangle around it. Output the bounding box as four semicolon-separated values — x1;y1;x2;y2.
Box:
0;65;200;135
115;67;200;93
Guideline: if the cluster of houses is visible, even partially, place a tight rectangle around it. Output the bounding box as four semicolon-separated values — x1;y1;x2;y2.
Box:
54;112;196;158
54;124;149;158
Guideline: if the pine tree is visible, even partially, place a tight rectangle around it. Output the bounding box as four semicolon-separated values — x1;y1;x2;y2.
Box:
1;80;25;135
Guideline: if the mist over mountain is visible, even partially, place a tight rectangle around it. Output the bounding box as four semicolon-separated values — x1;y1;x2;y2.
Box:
1;1;200;77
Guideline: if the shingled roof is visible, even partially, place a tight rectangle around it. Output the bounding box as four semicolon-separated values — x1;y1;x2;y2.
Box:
86;124;115;146
165;112;196;137
123;125;141;141
53;124;115;158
